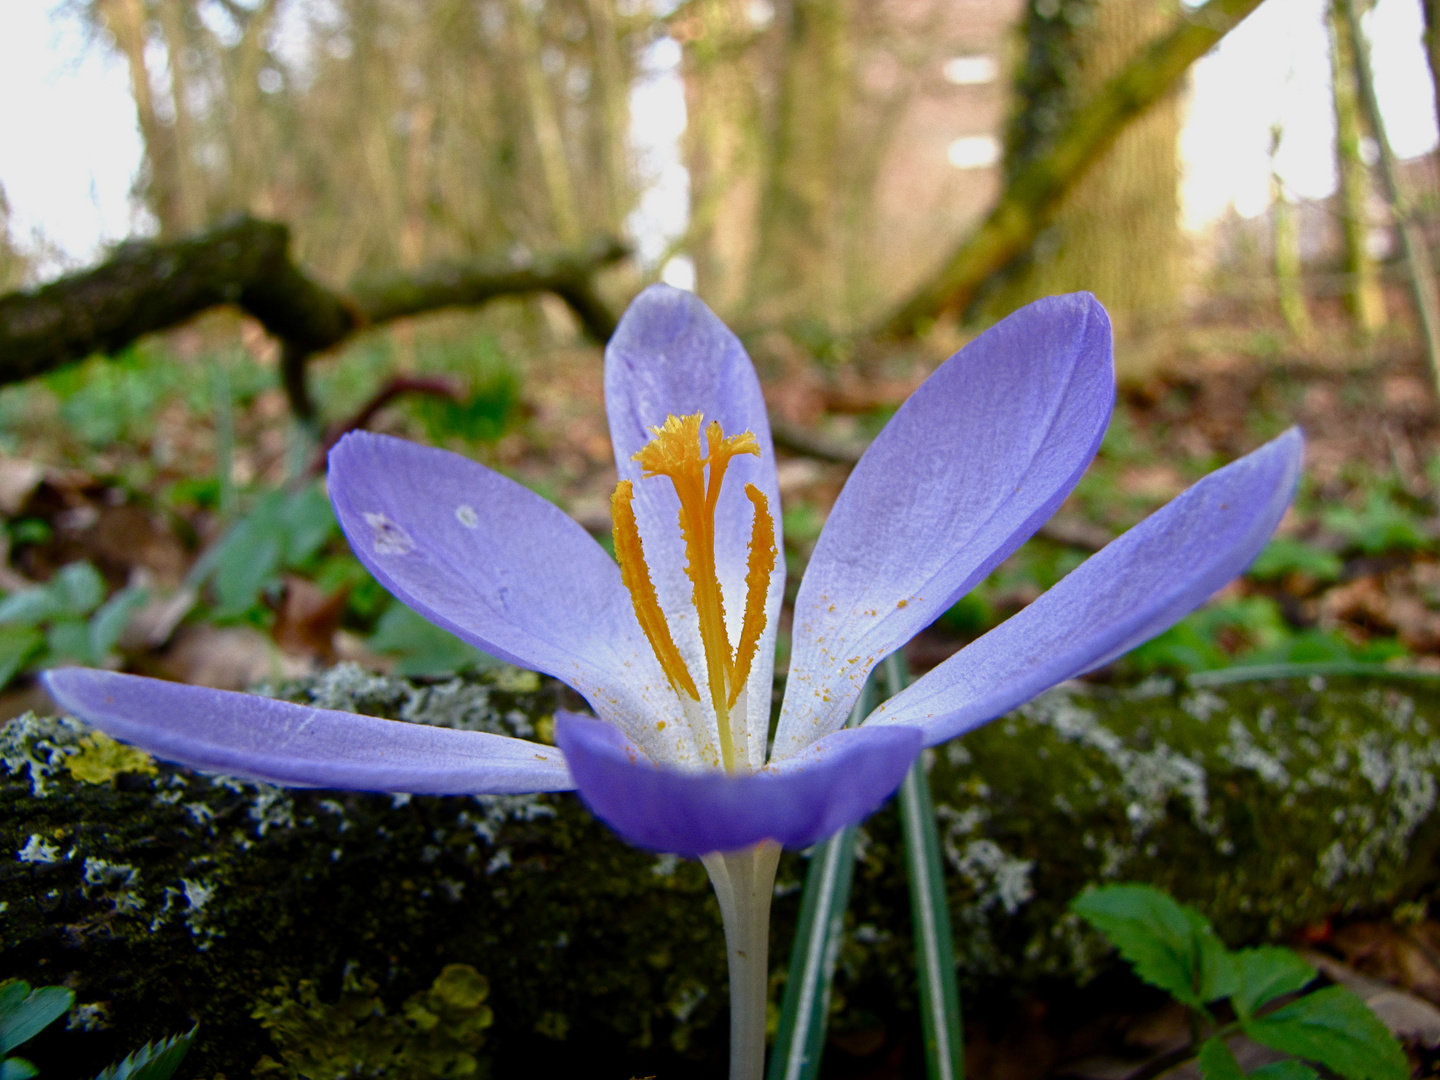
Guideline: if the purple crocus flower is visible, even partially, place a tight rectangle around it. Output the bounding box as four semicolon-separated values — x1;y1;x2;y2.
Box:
44;285;1301;1080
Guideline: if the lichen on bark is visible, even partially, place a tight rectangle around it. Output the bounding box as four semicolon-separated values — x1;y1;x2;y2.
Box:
4;666;1440;1076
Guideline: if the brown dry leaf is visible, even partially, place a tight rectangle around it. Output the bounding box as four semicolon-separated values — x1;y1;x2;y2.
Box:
162;624;314;690
270;575;349;663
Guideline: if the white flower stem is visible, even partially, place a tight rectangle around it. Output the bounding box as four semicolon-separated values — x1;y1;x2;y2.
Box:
702;841;782;1080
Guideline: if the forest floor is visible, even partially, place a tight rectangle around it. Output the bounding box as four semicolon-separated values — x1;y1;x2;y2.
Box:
6;298;1440;1077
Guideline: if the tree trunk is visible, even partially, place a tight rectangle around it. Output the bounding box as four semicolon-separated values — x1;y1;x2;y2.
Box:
746;0;852;328
993;0;1182;336
98;0;187;238
1270;127;1312;338
506;0;583;244
1328;0;1386;333
878;0;1266;339
680;0;766;316
1422;0;1440;154
154;0;203;233
583;0;634;232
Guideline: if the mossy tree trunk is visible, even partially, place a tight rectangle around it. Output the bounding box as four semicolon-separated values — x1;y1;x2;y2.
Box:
991;0;1183;336
745;0;853;329
1327;0;1386;335
1271;125;1313;338
680;0;767;318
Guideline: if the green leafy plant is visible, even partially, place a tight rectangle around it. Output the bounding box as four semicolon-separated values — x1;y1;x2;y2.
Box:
91;1028;196;1080
0;562;147;689
0;981;192;1080
252;964;494;1079
1322;490;1433;556
367;603;494;677
0;980;72;1080
1247;537;1344;585
201;485;337;620
1071;885;1408;1080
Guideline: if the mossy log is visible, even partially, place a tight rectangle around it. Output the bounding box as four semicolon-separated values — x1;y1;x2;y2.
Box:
0;216;628;420
5;666;1440;1078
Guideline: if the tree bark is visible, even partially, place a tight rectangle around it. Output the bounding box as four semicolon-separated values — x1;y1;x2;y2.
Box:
1339;0;1440;391
0;217;628;410
506;0;583;244
1328;0;1386;333
878;0;1268;338
98;0;187;238
747;0;853;327
1422;0;1440;156
1271;125;1313;338
994;0;1183;335
679;0;766;316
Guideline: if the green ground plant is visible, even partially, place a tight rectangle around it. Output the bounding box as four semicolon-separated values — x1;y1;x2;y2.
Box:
1072;884;1408;1080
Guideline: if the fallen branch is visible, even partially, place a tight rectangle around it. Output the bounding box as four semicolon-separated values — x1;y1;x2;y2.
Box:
878;0;1267;337
0;215;629;418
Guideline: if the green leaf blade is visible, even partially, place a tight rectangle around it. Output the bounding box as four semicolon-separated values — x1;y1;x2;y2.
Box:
1071;884;1230;1006
1231;947;1316;1020
92;1025;196;1080
1198;1037;1247;1080
1244;986;1408;1080
0;983;73;1055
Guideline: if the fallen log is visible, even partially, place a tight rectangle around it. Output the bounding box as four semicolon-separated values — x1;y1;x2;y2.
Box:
5;665;1440;1076
0;216;629;418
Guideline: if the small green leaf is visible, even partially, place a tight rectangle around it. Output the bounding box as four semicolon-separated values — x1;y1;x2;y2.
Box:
45;618;95;665
1231;947;1316;1020
88;585;149;660
1244;986;1409;1080
369;604;493;677
0;589;61;627
1198;1037;1247;1080
51;562;106;617
1071;884;1234;1006
1188;907;1240;1003
0;1057;38;1080
0;625;44;688
1250;1061;1320;1080
277;486;337;567
0;982;73;1054
92;1025;196;1080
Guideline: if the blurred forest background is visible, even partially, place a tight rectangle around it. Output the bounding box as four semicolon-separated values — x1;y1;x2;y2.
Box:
0;0;1439;702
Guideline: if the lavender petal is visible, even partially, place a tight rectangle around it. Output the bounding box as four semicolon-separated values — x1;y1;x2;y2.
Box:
44;668;573;793
555;711;921;857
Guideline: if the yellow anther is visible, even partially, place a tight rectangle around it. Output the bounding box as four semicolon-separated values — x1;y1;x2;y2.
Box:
614;413;772;773
612;480;700;702
730;484;775;708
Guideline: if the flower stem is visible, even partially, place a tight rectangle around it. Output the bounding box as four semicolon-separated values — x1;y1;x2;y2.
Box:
702;842;782;1080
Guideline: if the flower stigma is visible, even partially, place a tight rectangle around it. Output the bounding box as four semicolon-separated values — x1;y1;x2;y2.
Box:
611;413;777;773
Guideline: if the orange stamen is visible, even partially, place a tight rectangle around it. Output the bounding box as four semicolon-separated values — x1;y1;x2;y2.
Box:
617;412;772;772
611;480;700;702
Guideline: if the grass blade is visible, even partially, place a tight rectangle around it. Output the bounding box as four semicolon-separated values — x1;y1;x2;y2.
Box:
768;679;875;1080
885;652;965;1080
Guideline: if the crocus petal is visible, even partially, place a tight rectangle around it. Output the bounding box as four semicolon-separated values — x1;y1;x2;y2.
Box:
775;294;1114;757
43;668;574;794
328;431;693;761
869;428;1304;745
604;284;785;768
555;712;921;857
